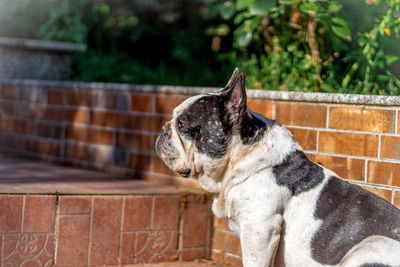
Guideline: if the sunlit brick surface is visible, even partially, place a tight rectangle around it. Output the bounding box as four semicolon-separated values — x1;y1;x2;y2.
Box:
1;80;400;266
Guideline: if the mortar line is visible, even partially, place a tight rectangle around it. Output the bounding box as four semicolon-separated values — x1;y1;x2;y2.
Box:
391;190;395;204
396;109;399;134
52;194;60;265
364;159;368;183
87;197;94;266
118;197;125;265
377;134;382;160
304;150;400;163
316;130;320;152
20;195;25;232
326;106;330;129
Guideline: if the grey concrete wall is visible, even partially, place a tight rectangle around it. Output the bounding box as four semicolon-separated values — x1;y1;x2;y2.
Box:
0;37;86;80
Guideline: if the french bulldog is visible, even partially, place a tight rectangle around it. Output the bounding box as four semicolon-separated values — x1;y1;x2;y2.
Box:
155;69;400;267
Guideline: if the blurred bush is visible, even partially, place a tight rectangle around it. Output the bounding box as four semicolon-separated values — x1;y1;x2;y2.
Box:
0;0;399;94
208;0;400;94
0;0;236;86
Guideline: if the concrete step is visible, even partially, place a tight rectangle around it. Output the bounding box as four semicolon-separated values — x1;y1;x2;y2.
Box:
0;155;213;266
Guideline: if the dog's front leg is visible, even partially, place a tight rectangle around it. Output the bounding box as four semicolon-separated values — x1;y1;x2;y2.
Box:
240;214;283;267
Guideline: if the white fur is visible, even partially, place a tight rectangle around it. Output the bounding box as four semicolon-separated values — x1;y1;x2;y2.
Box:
165;95;400;267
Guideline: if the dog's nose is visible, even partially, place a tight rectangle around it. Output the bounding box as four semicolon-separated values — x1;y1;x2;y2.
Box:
176;168;191;178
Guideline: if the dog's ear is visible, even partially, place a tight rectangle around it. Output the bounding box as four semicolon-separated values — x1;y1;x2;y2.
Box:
221;72;247;129
221;68;239;92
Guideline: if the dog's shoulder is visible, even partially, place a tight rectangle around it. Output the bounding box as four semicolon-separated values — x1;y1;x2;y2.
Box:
311;175;400;265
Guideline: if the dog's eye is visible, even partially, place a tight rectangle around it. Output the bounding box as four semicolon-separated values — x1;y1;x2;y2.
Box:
177;120;185;130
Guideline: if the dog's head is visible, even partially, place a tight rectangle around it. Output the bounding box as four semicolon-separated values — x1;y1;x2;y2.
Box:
155;69;272;192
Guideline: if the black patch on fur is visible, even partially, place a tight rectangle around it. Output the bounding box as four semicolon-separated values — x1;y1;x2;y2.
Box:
273;150;324;195
311;176;400;265
176;95;231;158
241;109;275;145
359;264;391;267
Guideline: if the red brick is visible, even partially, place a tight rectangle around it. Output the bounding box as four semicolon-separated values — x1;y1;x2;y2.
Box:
120;114;154;132
90;110;120;128
59;196;90;214
154;115;171;133
135;230;178;263
307;154;365;180
13;118;33;134
0;116;13;131
319;131;379;157
19;88;46;103
130;153;152;172
3;234;54;265
123;196;152;230
276;103;327;127
22;138;61;157
120;232;135;264
212;249;243;267
247;100;274;118
360;186;393;203
394;191;400;209
181;199;211;248
116;132;152;151
181;248;207;261
66;126;113;145
65;142;91;161
131;94;154;112
152;196;180;230
212;229;241;255
381;135;400;160
35;122;62;139
0;101;14;115
329;107;395;133
0;85;17;100
156;95;187;114
57;215;90;266
23;195;56;232
288;127;317;150
154;157;176;176
44;108;64;122
89;197;122;265
66;91;92;106
367;161;400;187
48;90;64;105
214;217;229;230
65;108;89;124
0;196;22;232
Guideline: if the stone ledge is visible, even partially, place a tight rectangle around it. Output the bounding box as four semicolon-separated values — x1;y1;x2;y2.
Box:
1;79;400;106
0;37;86;52
0;154;205;195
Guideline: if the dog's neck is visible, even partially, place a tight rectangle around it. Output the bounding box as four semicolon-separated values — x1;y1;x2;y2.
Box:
223;124;300;183
200;123;300;193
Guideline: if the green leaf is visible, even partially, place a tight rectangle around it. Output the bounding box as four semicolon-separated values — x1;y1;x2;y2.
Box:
386;54;400;65
327;2;342;13
299;3;318;14
321;83;336;93
250;0;275;15
206;24;230;36
279;0;301;5
331;17;352;41
236;31;253;47
219;2;236;19
237;0;254;9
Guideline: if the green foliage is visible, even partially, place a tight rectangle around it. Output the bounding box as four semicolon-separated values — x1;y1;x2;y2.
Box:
0;0;236;86
0;0;399;94
209;0;400;94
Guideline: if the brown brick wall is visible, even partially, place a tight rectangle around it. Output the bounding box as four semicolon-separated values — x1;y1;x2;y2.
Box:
1;81;400;266
0;193;212;266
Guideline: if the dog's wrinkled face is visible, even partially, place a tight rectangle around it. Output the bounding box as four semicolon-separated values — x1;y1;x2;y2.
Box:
155;69;248;192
